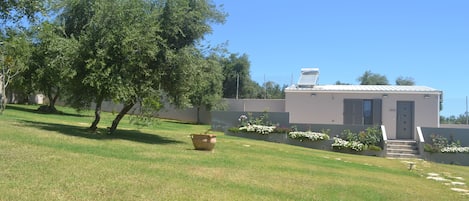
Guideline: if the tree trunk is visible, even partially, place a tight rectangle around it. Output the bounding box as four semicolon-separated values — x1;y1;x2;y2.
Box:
90;97;103;131
109;102;135;134
0;76;5;114
0;93;6;114
49;88;60;112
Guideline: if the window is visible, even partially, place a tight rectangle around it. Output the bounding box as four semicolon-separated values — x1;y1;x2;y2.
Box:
363;100;373;125
344;99;382;125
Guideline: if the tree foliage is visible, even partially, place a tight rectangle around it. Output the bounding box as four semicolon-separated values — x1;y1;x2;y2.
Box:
395;76;415;86
263;81;286;99
0;0;45;24
57;0;226;133
29;22;78;112
440;114;469;125
0;30;32;114
335;81;351;85
188;50;224;123
222;53;260;98
357;70;389;85
220;53;285;99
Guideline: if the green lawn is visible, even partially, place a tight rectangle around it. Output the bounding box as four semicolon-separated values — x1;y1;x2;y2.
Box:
1;104;468;201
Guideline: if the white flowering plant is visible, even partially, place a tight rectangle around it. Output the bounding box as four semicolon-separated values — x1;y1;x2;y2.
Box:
238;114;248;126
229;113;277;135
238;125;276;135
332;137;365;152
288;131;330;141
425;134;469;153
440;146;469;153
331;127;383;151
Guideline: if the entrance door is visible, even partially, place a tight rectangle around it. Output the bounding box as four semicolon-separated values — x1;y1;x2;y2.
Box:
396;101;414;139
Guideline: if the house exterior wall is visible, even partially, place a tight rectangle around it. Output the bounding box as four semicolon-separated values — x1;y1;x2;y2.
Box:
381;93;440;139
285;90;440;139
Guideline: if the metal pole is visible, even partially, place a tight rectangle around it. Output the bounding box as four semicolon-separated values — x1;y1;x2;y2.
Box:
236;73;239;100
466;96;469;124
264;74;266;99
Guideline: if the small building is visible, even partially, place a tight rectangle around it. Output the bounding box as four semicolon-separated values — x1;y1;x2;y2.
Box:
285;68;442;140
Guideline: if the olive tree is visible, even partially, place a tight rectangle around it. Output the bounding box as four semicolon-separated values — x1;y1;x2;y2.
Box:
0;30;32;114
357;70;389;85
59;0;225;133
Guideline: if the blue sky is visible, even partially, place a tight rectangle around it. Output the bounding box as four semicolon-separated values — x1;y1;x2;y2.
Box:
205;0;469;117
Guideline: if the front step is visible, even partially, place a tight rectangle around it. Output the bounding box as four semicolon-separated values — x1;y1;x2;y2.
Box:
386;140;420;158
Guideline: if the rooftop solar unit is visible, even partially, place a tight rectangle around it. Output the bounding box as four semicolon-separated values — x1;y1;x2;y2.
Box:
297;68;319;88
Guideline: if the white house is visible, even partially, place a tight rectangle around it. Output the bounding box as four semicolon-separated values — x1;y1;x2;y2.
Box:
285;68;442;140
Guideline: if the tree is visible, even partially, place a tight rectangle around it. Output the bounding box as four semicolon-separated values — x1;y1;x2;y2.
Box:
357;70;389;85
57;0;107;130
59;0;225;134
62;0;161;132
440;114;469;124
29;22;78;113
1;0;44;113
0;30;32;114
188;51;224;124
395;76;415;86
335;81;351;85
263;81;286;99
221;53;260;98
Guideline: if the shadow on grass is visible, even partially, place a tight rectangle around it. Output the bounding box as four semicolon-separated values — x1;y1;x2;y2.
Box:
7;104;91;117
20;120;184;145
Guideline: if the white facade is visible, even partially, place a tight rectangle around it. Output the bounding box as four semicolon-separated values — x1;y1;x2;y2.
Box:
285;85;442;140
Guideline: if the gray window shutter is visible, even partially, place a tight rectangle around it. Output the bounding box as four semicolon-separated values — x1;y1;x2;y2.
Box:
372;99;382;125
344;99;363;125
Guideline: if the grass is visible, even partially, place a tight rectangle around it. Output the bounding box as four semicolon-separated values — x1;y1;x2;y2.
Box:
1;104;469;200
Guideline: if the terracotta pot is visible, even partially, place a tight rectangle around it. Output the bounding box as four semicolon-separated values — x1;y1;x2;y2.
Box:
191;134;216;151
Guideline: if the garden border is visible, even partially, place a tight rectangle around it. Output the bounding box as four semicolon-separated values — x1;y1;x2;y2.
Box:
225;131;385;157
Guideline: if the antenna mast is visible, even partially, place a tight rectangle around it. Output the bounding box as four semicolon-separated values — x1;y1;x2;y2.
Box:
466;96;469;124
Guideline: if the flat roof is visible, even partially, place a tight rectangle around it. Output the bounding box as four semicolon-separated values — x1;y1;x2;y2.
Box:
285;85;442;94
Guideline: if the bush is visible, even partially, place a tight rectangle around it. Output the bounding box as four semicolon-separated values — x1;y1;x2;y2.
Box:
368;145;382;151
332;137;365;152
288;131;330;142
238;125;276;135
425;134;469;153
340;126;382;147
274;127;292;134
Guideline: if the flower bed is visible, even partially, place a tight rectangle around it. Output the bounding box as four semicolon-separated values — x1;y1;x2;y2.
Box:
330;127;383;153
422;134;469;166
238;125;276;135
286;131;332;150
228;113;384;156
288;131;330;141
441;146;469;153
331;137;365;152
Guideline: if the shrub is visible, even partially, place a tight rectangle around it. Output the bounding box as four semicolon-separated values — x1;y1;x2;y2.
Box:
368;145;382;151
431;134;448;150
274;127;292;134
426;134;469;153
440;147;469;153
288;131;330;142
332;137;365;152
228;127;241;133
238;125;276;135
340;126;382;146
